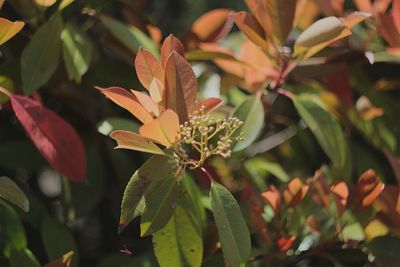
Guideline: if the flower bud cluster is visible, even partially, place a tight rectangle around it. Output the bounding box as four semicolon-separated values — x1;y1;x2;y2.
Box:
172;106;244;171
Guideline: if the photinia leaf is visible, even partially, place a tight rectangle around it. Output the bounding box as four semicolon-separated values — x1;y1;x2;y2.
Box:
153;192;203;267
283;178;309;208
135;48;164;90
351;169;384;210
97;86;153;123
191;8;231;42
232;95;264;152
0;18;24;45
110;130;164;155
140;174;180;236
10;248;40;267
139;109;180;147
266;0;296;44
41;217;78;267
343;11;371;28
164;51;198;122
185;50;238;61
44;251;74;267
374;185;400;231
330;181;349;215
21;14;63;94
0;202;27;257
100;16;159;56
210;181;251;267
394;0;400;33
61;22;92;81
193;97;223;114
231;12;268;50
262;186;281;214
0;89;86;181
149;78;164;103
0;176;29;212
130;90;160;117
119;155;172;232
160;34;185;67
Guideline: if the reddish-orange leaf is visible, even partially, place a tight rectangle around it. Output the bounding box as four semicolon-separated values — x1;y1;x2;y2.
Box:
262;186;281;214
277;236;296;251
353;0;373;12
266;0;296;44
164;51;197;122
193;98;223;114
231;12;268;50
0;88;86;181
130;89;160;117
373;0;392;13
139;109;180;147
146;24;162;45
245;0;273;36
377;13;400;47
283;178;309;207
135;48;164;90
343;11;371;28
97;86;153;123
110;130;164;155
330;181;349;215
393;0;400;33
161;34;185;67
0;18;24;45
315;0;344;16
191;9;231;42
351;169;385;210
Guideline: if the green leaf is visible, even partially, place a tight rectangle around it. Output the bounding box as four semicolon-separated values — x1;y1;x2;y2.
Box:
100;16;159;56
210;181;251;267
41;217;78;267
232;95;264;152
140;174;180;236
0;176;29;212
0;76;14;104
21;13;63;94
153;192;203;267
368;236;400;267
0;201;27;257
119;155;173;232
10;248;41;267
97;117;140;136
61;22;92;81
293;94;350;178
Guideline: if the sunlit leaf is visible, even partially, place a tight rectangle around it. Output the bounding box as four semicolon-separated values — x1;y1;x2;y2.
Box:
191;8;231;42
283;178;309;207
231;12;268;50
34;0;56;7
193;97;223;114
0;18;24;45
161;34;185;67
210;181;251;267
330;181;348;215
135;48;164;90
0;176;29;212
110;130;164;155
262;186;281;214
21;14;63;94
364;220;389;241
130;90;160;116
266;0;296;44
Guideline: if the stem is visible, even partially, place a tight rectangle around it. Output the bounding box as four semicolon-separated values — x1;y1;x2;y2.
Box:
0;86;12;98
200;166;214;183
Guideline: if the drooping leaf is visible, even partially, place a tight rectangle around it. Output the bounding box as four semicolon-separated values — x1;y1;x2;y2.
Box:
210;181;251;267
160;34;185;67
97;86;153;123
293;94;350;178
10;248;40;267
119;155;173;232
44;251;74;267
153;192;203;267
0;176;29;212
1;91;87;181
140;174;180;236
266;0;296;44
61;22;92;81
139;109;180;147
232;95;264;152
135;48;164;90
164;51;197;122
41;217;78;267
21;14;63;94
0;201;27;257
100;16;158;55
0;18;24;45
110;130;164;155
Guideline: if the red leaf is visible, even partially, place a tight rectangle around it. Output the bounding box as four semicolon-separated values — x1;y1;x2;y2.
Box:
277;236;295;251
164;51;198;122
160;34;185;68
6;91;86;181
326;64;353;109
283;178;309;207
135;48;164;90
351;169;385;210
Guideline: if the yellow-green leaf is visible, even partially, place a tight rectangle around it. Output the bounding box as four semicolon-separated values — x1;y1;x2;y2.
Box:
0;18;24;45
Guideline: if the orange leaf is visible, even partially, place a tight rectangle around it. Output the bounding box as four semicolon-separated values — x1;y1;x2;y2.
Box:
146;24;162;45
343;11;372;28
351;169;385;210
97;86;153;123
139;109;180;147
135;48;164;90
294;0;320;30
245;0;273;36
110;130;164;155
130;89;160;117
191;9;231;42
393;0;400;33
149;78;164;104
353;0;373;12
0;18;24;45
262;186;281;214
193;98;223;114
283;178;309;207
330;181;349;215
231;12;268;50
315;0;344;16
377;13;400;47
161;34;185;67
266;0;296;44
164;51;197;122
